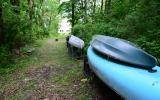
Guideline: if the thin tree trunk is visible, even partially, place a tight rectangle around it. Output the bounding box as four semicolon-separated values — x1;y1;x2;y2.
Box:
84;0;87;23
107;0;111;13
80;0;84;20
28;0;33;19
101;0;104;12
81;0;84;8
93;0;96;14
104;0;108;14
105;0;111;14
0;4;4;43
0;5;2;32
71;0;75;27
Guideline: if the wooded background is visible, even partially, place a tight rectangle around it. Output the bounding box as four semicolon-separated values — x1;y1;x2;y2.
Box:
0;0;160;67
0;0;59;66
59;0;160;60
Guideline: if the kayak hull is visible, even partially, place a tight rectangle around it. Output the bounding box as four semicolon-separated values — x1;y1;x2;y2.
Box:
87;46;160;100
68;35;84;49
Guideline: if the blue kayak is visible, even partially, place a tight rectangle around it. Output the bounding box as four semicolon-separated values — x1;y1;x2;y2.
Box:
87;46;160;100
91;35;157;69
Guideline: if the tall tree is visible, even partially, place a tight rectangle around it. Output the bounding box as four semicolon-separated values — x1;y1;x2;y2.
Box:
101;0;104;13
28;0;34;19
0;3;2;32
0;3;3;43
93;0;96;14
104;0;108;14
80;0;84;22
71;0;75;27
105;0;111;14
84;0;87;23
107;0;111;13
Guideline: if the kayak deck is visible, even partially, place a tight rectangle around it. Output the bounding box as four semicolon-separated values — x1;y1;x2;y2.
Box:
91;35;157;69
87;46;160;100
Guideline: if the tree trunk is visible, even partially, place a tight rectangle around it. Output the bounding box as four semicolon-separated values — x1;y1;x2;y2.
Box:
28;0;34;19
105;0;111;14
101;0;104;12
84;0;87;23
0;3;4;43
0;5;2;32
71;0;75;27
80;0;84;23
93;0;96;14
104;0;108;14
10;0;20;13
81;0;84;15
107;0;111;13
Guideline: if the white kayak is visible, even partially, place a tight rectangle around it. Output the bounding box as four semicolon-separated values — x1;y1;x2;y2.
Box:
68;35;84;49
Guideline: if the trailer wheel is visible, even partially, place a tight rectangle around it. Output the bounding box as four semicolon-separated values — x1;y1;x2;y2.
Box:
83;56;92;77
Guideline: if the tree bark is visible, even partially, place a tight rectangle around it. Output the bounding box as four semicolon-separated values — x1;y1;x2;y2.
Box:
84;0;87;23
0;4;3;43
0;5;2;32
28;0;33;19
71;0;75;27
107;0;111;13
101;0;104;12
80;0;84;12
93;0;96;14
80;0;84;23
104;0;108;14
105;0;111;14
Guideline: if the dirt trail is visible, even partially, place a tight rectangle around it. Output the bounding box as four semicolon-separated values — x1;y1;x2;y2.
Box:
0;38;122;100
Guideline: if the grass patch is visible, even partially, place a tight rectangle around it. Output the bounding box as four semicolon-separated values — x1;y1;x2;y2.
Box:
0;37;106;99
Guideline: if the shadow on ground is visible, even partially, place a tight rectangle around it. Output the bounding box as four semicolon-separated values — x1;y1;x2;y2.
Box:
90;75;123;100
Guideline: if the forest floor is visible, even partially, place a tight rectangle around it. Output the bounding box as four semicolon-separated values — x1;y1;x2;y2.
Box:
0;37;122;100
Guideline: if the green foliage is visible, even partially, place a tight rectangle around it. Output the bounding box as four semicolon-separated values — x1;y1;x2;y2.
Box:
58;0;96;25
1;0;59;46
72;23;112;50
0;0;59;68
71;0;160;59
0;46;12;67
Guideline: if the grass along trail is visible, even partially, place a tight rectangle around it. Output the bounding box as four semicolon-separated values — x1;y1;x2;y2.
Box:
0;37;121;100
0;38;93;99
